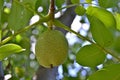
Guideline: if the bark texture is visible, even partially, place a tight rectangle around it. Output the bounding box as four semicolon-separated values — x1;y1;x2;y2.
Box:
33;66;58;80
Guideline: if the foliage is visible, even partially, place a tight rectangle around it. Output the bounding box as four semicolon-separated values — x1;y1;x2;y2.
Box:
0;43;25;60
0;0;120;80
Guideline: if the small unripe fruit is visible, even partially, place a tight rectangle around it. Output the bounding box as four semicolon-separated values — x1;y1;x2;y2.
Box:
35;29;68;68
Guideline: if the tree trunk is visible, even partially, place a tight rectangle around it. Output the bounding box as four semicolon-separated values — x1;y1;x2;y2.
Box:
33;66;58;80
0;61;4;80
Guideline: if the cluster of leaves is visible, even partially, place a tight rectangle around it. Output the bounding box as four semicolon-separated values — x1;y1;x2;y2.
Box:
0;0;39;79
0;0;120;80
62;0;120;80
0;0;66;79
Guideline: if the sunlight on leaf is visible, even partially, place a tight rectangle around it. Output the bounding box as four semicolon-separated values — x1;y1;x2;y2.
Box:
86;0;92;3
0;43;25;60
114;13;120;30
86;6;116;28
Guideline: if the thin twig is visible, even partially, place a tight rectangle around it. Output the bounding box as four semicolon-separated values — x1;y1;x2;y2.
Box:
0;16;49;45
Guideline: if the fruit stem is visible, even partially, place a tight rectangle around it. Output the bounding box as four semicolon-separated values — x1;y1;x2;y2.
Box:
50;64;54;68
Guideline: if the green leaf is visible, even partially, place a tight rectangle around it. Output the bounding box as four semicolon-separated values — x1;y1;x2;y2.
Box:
114;13;120;30
88;64;120;80
56;0;65;8
63;76;80;80
22;0;37;9
19;37;30;54
8;1;33;31
98;0;119;8
86;6;116;28
1;8;9;24
0;43;25;60
0;0;3;11
88;16;114;47
0;30;1;42
0;0;4;25
86;0;92;3
75;6;86;16
0;0;3;9
35;0;49;14
76;44;106;67
112;36;120;53
71;0;80;4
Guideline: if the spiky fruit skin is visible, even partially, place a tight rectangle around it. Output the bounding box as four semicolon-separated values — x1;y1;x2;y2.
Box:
35;29;68;68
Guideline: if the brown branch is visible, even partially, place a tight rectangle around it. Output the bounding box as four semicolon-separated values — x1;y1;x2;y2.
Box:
47;0;55;29
48;0;55;20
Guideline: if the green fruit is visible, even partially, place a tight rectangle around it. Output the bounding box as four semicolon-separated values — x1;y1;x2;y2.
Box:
35;29;68;68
